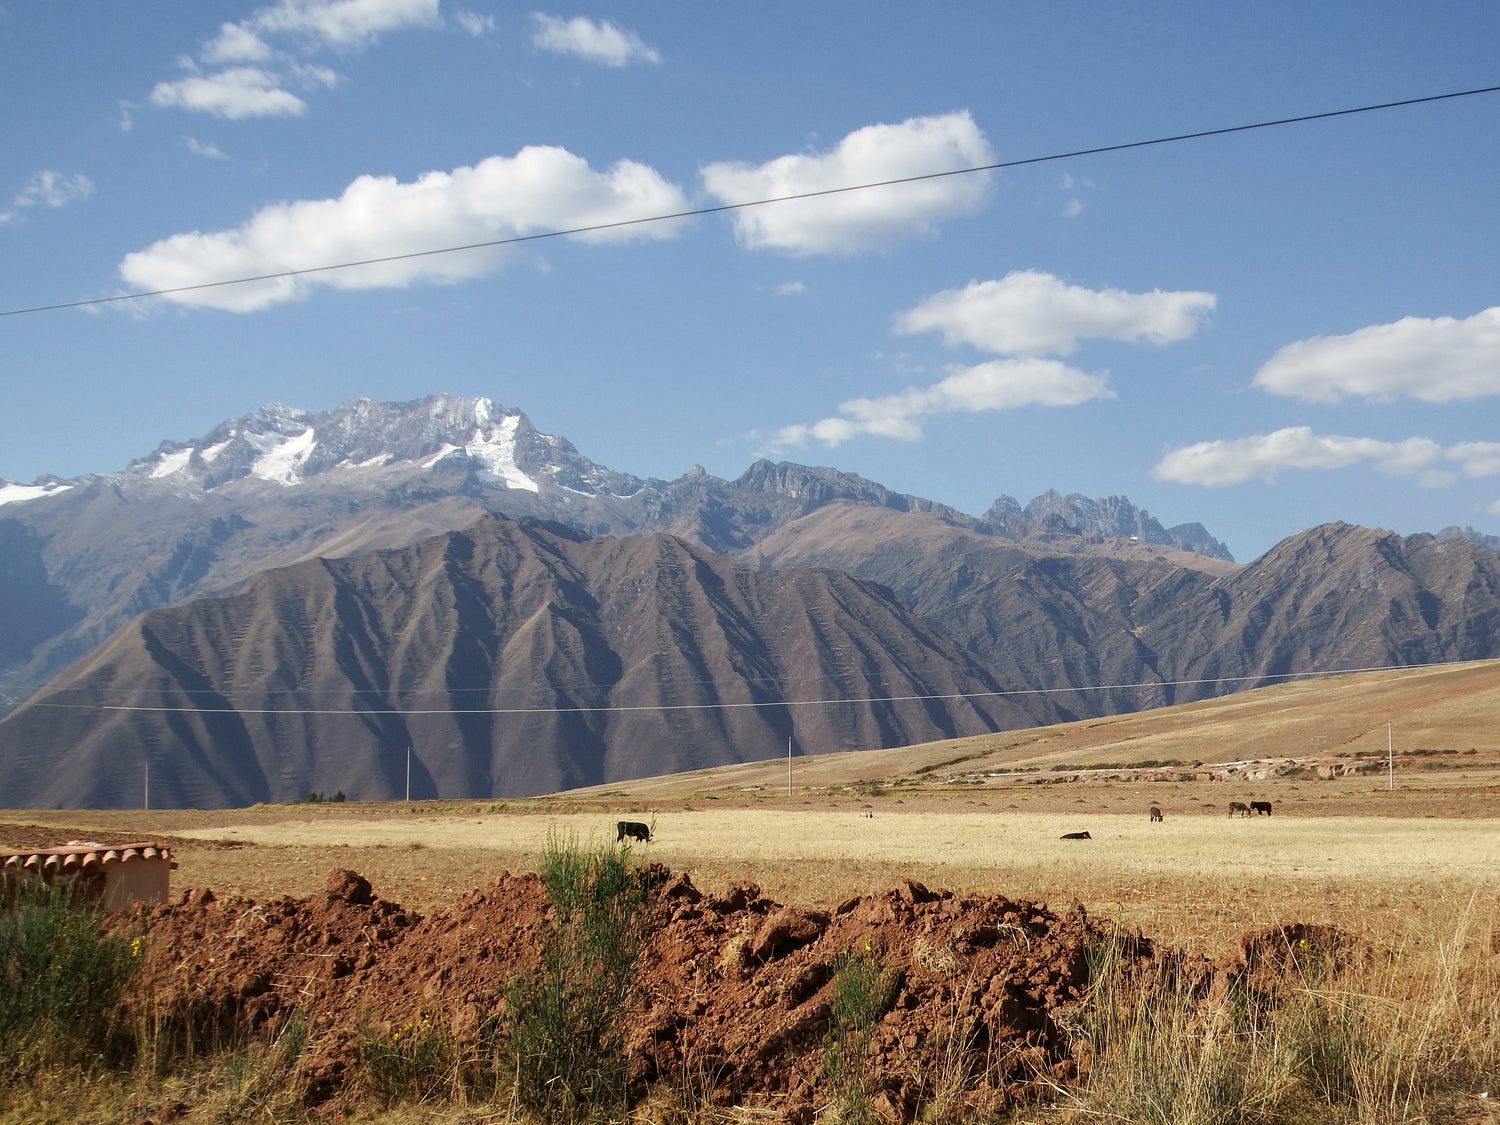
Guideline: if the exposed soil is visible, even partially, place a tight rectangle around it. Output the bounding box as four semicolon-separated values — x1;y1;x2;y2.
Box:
117;864;1337;1120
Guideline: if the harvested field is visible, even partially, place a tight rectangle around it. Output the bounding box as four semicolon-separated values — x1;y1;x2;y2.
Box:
4;757;1500;1123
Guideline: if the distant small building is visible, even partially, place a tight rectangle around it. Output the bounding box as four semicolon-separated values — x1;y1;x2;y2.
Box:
1;841;177;911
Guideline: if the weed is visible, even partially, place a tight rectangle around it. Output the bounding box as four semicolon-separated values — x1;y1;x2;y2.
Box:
0;879;138;1077
503;830;657;1123
357;1009;456;1107
204;1008;311;1122
824;948;900;1125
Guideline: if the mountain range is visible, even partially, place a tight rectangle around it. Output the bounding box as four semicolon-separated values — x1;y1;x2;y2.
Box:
0;393;1228;711
4;393;1500;807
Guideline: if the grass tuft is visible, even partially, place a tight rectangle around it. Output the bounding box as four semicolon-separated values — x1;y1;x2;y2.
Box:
0;879;138;1078
503;830;657;1123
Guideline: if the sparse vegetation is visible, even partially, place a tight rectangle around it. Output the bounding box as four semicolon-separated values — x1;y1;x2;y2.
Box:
356;1009;456;1107
824;948;901;1124
503;830;657;1123
0;880;137;1078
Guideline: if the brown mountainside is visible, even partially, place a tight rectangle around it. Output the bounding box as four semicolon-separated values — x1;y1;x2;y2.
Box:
0;517;1043;808
748;514;1500;718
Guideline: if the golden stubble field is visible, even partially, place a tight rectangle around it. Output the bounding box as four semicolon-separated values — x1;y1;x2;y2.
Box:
7;660;1500;953
9;774;1499;954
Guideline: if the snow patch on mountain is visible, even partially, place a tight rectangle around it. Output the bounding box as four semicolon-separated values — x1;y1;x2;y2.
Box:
465;413;537;491
149;448;194;479
250;426;317;486
0;481;73;507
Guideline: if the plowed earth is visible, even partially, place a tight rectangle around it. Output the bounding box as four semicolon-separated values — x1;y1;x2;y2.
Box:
120;866;1336;1120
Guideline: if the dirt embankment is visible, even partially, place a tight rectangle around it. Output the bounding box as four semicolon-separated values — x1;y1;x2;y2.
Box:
124;866;1327;1119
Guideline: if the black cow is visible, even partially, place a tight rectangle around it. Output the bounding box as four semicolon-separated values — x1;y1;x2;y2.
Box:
1228;801;1251;818
1149;806;1163;823
1250;801;1272;816
1060;831;1092;840
616;820;651;843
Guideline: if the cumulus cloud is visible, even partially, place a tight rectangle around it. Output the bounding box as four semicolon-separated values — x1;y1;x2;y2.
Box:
2;170;95;224
1253;306;1500;402
1150;427;1472;487
701;111;993;255
201;21;276;64
151;66;314;119
896;271;1216;357
117;146;689;311
155;0;438;119
530;14;659;65
773;281;807;297
1448;442;1500;478
763;359;1113;451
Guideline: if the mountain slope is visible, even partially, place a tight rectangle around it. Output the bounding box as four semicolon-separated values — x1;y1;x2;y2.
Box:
0;516;1045;808
0;393;1234;710
747;513;1500;714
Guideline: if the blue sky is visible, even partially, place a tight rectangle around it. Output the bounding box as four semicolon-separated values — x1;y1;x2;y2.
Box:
3;1;1499;562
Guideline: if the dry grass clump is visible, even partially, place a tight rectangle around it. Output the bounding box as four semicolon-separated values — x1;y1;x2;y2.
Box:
1066;896;1500;1124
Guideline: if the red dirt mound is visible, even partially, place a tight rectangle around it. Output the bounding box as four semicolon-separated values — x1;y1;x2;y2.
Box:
127;866;1161;1116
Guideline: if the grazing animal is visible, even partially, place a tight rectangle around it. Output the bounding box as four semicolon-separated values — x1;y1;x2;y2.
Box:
616;820;651;843
1060;831;1092;840
1228;801;1250;818
1250;801;1272;816
1149;806;1163;823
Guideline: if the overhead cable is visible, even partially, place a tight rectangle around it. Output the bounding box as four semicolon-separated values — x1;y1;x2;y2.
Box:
3;83;1498;319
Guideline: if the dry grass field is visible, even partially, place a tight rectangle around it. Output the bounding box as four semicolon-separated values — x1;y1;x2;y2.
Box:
6;660;1500;952
4;662;1500;1123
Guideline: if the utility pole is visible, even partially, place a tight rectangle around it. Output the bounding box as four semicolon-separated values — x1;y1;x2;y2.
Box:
144;759;149;812
787;735;793;797
1387;721;1394;790
405;744;412;803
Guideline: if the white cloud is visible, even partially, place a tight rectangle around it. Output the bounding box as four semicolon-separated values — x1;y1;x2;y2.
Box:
154;0;438;120
15;170;95;209
1448;442;1500;478
896;271;1216;356
246;0;441;51
1061;198;1084;218
701;111;993;255
455;9;496;36
1152;427;1459;487
764;359;1113;450
118;146;689;311
202;22;275;63
151;66;310;119
1253;306;1500;402
530;14;659;65
183;137;230;159
773;281;807;297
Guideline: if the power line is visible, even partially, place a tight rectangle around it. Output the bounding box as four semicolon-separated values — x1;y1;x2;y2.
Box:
4;83;1498;319
24;657;1479;716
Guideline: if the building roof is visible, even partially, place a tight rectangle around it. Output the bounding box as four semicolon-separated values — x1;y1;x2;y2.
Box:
1;840;176;875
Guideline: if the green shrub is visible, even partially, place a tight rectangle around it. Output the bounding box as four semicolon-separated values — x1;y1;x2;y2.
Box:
504;831;657;1123
0;879;138;1076
824;949;900;1125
